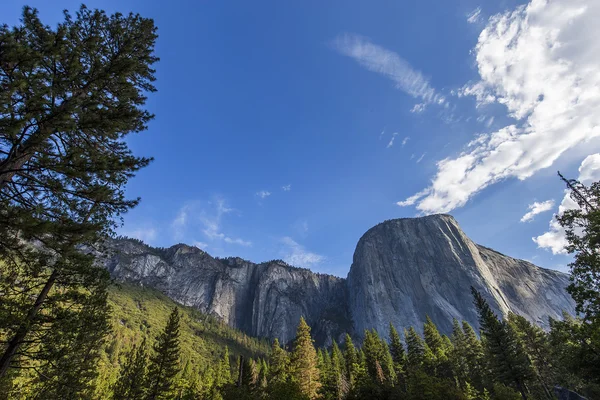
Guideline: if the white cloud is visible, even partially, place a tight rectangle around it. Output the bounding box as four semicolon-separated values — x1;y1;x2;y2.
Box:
520;200;555;222
411;103;426;113
402;137;410;147
399;0;600;214
224;237;252;246
282;184;292;191
256;190;271;199
122;227;157;244
534;154;600;253
172;198;251;247
192;241;208;249
397;188;431;207
467;7;482;24
416;153;426;163
333;33;445;106
387;132;398;148
280;237;324;268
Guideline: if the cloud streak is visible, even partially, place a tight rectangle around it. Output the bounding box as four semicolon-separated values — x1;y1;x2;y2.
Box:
256;190;271;199
280;237;324;268
520;200;554;223
171;198;252;247
333;33;445;106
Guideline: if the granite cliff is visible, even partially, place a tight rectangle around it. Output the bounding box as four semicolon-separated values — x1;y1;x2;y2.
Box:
104;214;575;344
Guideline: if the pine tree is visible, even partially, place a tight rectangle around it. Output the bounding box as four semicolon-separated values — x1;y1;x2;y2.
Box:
145;307;182;400
472;288;534;399
112;338;149;400
343;334;359;389
555;173;600;325
362;329;385;382
290;317;321;399
0;4;157;378
405;327;425;371
462;321;485;391
389;323;406;374
331;341;348;399
507;313;555;399
30;274;112;399
268;338;289;385
216;346;232;388
381;341;397;385
423;316;453;379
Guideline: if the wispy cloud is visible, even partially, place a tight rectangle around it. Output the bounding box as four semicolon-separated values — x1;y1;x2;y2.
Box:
256;190;271;199
467;7;482;24
416;153;426;163
397;0;600;214
280;237;324;268
387;132;398;148
171;198;252;247
192;241;208;249
282;184;292;191
121;227;158;244
520;200;554;223
332;33;445;106
401;137;410;147
410;103;426;113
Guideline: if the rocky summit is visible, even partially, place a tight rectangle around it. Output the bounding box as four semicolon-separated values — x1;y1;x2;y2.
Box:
104;214;575;345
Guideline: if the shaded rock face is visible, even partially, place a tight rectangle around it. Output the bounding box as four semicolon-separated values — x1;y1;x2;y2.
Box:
104;214;575;345
346;215;575;338
104;240;350;345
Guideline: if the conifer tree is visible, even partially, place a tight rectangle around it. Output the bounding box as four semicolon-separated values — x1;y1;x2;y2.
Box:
268;338;289;385
507;313;555;399
290;317;321;399
220;346;233;386
146;307;182;400
362;329;387;383
381;341;397;385
257;359;268;391
423;316;453;379
462;321;485;390
451;319;469;386
331;341;348;399
389;323;406;374
343;334;359;389
30;275;112;399
0;4;157;378
112;338;149;400
472;288;534;399
405;327;425;371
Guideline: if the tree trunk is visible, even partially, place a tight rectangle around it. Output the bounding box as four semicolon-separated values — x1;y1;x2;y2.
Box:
0;269;57;378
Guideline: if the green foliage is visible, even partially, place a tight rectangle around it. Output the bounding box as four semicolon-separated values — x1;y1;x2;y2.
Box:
290;317;321;399
145;307;182;400
0;2;156;383
556;174;600;324
111;337;148;399
472;288;534;399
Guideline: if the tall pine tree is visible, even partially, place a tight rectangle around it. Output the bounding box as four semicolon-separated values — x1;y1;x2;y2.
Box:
472;288;534;400
0;5;156;378
112;337;149;400
145;307;181;400
290;317;321;399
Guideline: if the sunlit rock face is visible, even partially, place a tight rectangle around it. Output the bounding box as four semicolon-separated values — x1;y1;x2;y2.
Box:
104;214;574;345
346;215;574;339
104;240;350;345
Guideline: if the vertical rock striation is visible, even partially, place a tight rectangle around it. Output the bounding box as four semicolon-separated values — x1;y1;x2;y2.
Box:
346;214;575;338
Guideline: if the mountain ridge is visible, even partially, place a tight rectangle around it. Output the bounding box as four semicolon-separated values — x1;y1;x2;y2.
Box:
104;214;575;345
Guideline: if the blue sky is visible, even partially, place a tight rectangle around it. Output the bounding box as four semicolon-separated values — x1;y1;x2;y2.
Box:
4;0;600;276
